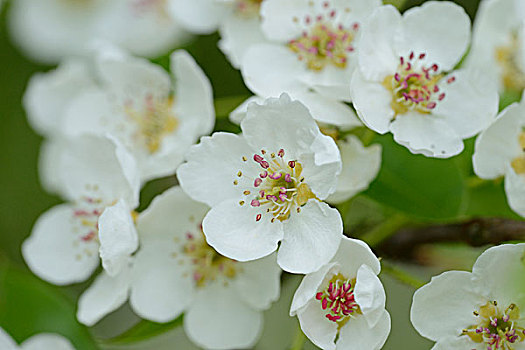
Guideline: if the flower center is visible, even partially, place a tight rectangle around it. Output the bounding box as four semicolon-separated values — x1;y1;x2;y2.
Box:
511;132;525;175
182;226;239;287
72;195;105;244
125;94;178;154
462;301;525;350
495;31;525;91
316;274;360;328
288;2;357;71
234;0;263;17
235;149;316;223
382;52;455;116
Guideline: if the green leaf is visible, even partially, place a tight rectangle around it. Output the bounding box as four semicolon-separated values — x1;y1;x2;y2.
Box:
102;316;183;345
0;264;99;350
363;134;465;221
462;180;521;219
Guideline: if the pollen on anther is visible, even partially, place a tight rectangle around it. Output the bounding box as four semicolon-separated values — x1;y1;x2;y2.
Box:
239;201;245;206
233;180;238;185
237;171;242;177
256;214;262;222
242;156;247;161
243;190;251;195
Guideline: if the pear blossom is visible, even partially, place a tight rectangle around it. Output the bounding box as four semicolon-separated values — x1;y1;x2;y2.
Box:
22;135;140;285
351;2;499;158
473;99;525;218
7;0;190;64
0;327;75;350
290;236;391;350
25;49;214;184
177;94;343;274
411;243;525;350
465;0;525;93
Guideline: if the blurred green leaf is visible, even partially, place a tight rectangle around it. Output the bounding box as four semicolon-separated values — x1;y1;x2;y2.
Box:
103;316;183;345
0;264;99;349
461;180;520;219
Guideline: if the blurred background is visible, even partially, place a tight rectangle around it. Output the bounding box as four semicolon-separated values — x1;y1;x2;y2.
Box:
0;0;496;349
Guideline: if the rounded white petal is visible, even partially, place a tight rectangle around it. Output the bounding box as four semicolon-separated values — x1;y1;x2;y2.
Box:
278;200;342;274
184;282;263;350
357;5;401;81
332;237;381;278
77;266;132;326
229;96;267;125
473;103;524;179
336;309;391;350
431;336;480;350
296;300;338;350
354;265;386;328
21;333;74;350
260;0;312;42
234;253;282;311
0;328;18;350
350;70;395;134
306;64;355;102
398;1;470;71
328;137;382;204
241;44;307;97
167;0;227;34
390;112;464;158
98;200;138;277
177;132;259;207
505;167;525;218
22;204;99;285
299;149;342;200
203;198;284;261
410;271;486;341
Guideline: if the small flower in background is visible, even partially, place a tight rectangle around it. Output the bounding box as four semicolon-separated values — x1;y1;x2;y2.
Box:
22;135;140;285
465;0;525;93
25;48;214;184
0;327;75;350
7;0;190;64
178;94;343;274
290;236;391;350
473;98;525;218
411;243;525;350
351;2;499;158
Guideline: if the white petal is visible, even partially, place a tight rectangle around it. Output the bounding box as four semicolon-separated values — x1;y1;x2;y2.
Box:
434;69;498;139
410;271;485;341
328;136;381;204
23;59;94;136
229;96;267;125
22;204;99;285
77;266;132;326
357;5;401;81
336;309;391;350
0;328;17;350
241;44;307;97
172;50;215;136
306;64;354;102
354;265;386;328
278;201;342;274
296;300;338;350
234;253;282;311
130;240;194;323
350;70;395;134
505;167;525;218
431;336;480;350
203;198;284;262
299;149;342;200
98;200;138;277
390;112;464;158
167;0;227;34
398;1;470;71
184;282;263;350
260;0;311;42
332;237;381;277
21;333;74;350
177;132;258;207
473;103;524;179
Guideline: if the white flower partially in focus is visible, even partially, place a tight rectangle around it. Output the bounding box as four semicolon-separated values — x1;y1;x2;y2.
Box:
351;2;499;158
473;99;525;218
411;243;525;349
0;327;75;350
8;0;190;64
290;236;391;350
178;94;343;274
22;135;140;285
465;0;525;93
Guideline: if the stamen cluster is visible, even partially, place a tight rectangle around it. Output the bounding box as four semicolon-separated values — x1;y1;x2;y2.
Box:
72;196;104;244
315;276;359;324
511;131;525;175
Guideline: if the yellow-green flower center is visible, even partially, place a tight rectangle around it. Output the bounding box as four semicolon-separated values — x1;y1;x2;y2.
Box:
495;32;525;92
511;132;525;175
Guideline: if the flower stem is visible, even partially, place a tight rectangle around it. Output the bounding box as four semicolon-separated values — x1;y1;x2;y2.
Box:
361;213;411;248
381;261;426;289
290;325;306;350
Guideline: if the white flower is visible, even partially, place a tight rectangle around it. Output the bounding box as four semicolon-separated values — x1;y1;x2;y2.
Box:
26;49;214;184
473;99;525;217
22;135;140;285
77;186;282;349
290;236;391;350
351;2;499;158
177;94;343;274
465;0;525;93
410;243;525;350
7;0;190;64
0;327;75;350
